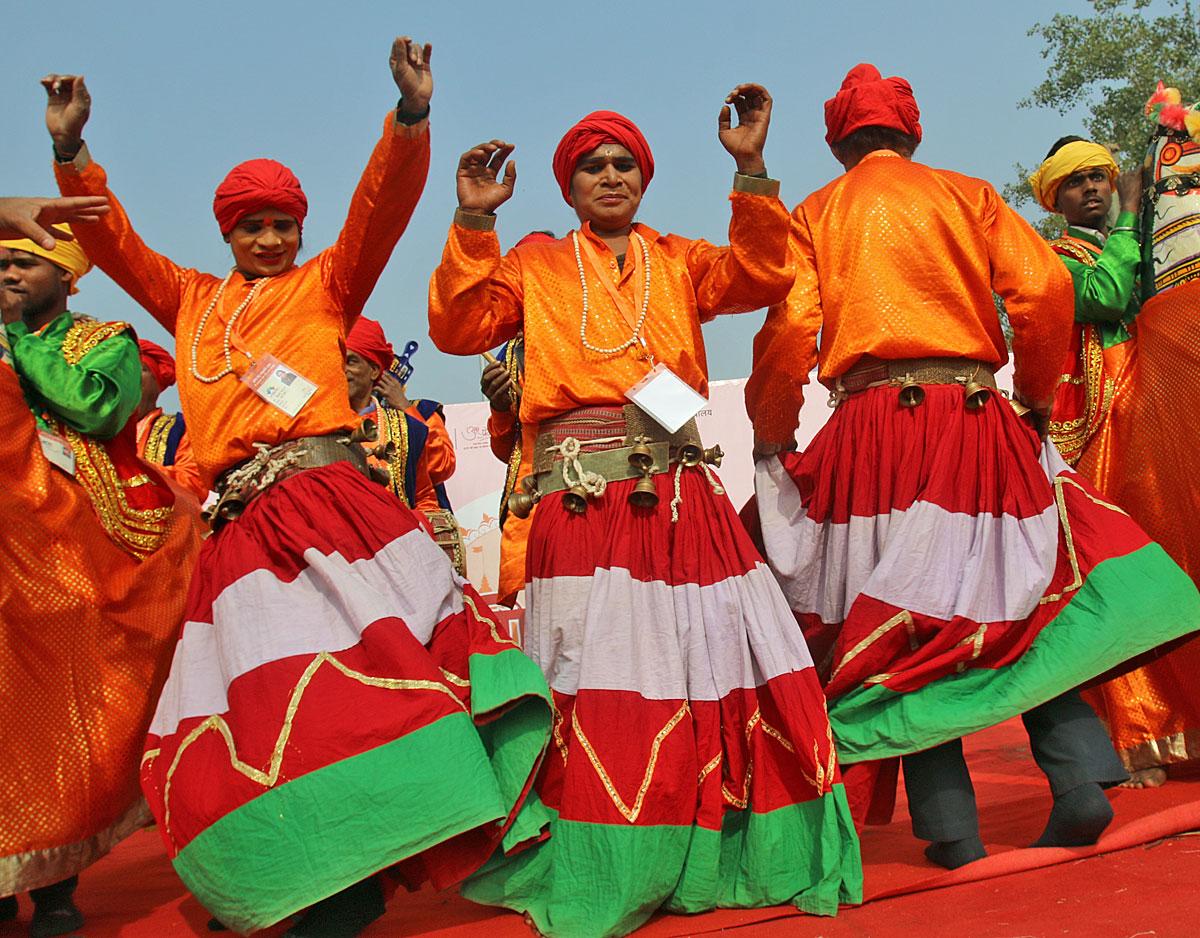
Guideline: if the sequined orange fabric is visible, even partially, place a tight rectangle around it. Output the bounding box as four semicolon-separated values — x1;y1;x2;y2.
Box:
747;151;1074;443
429;193;793;428
1080;283;1200;769
55;116;430;487
136;408;208;503
409;404;455;486
0;364;203;892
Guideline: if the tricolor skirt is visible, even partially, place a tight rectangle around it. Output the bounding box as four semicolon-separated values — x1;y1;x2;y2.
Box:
462;467;863;937
141;462;551;934
755;385;1200;779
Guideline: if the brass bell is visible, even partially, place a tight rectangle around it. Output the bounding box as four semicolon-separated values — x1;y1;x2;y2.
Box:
678;442;703;467
629;471;659;509
217;498;245;522
507;490;536;519
703;444;724;468
897;375;924;408
507;475;541;519
963;378;991;410
627;436;654;473
562;485;589;514
350;418;379;444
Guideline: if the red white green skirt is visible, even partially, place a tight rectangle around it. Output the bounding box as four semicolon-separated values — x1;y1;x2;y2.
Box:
462;468;863;938
141;463;551;934
755;385;1200;768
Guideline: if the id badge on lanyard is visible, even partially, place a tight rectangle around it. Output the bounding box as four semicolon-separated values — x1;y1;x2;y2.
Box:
240;353;318;418
625;362;708;433
38;429;76;475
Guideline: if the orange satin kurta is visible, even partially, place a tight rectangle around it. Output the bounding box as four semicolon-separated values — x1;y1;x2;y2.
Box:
1;364;203;893
408;403;456;485
485;404;527;606
746;151;1075;444
429;186;794;427
136;408;208;503
55;115;430;487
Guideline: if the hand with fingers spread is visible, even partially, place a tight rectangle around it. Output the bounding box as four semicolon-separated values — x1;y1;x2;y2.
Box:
41;74;91;161
457;141;517;215
719;83;772;176
390;36;433;117
0;196;109;248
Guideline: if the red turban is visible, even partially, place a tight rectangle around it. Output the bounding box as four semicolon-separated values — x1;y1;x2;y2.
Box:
514;230;556;248
551;111;654;205
824;63;922;146
345;317;394;374
212;159;309;236
138;338;176;391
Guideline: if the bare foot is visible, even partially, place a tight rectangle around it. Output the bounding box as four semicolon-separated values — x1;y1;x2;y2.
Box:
1120;767;1167;789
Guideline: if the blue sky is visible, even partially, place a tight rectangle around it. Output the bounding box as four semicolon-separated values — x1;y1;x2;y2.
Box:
5;0;1102;406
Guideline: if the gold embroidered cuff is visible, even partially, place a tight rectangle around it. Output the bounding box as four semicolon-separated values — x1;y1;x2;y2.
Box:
732;173;780;197
454;208;497;231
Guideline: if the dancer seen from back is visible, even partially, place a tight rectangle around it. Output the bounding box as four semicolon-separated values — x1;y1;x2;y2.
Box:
1032;114;1200;789
46;38;551;938
747;63;1200;870
431;87;861;937
0;227;202;937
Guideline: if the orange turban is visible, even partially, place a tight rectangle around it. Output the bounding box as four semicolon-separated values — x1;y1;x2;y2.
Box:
552;111;654;205
345;317;394;374
824;63;922;146
138;338;176;391
212;159;308;236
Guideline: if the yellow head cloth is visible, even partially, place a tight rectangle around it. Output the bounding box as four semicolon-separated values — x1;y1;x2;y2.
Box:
1028;141;1119;214
0;225;92;295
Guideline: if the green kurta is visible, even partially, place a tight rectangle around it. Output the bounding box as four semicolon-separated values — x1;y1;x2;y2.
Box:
1059;212;1140;348
6;311;140;440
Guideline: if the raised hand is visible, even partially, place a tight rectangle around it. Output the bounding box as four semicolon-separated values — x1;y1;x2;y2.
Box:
456;141;517;214
718;83;772;176
0;196;109;248
390;37;433;116
1116;168;1144;215
41;74;91;159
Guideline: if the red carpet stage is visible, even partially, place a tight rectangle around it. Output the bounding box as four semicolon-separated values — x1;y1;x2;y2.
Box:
5;718;1200;937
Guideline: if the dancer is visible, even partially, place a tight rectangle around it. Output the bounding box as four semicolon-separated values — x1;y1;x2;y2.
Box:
748;63;1200;869
47;37;550;937
0;229;202;936
1033;119;1200;787
431;90;861;937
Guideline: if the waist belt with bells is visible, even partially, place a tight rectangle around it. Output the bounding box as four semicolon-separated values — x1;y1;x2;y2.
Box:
507;405;725;521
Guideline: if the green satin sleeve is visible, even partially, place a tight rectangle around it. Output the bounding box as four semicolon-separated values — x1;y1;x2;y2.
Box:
7;322;141;440
1064;211;1141;325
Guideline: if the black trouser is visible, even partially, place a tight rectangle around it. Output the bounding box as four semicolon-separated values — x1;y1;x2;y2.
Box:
29;877;76;907
901;690;1128;842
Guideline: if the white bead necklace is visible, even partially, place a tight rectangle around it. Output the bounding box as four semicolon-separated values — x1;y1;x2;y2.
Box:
574;230;652;356
189;270;269;383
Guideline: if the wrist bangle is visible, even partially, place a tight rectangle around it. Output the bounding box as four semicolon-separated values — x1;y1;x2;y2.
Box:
1110;225;1139;235
395;98;430;125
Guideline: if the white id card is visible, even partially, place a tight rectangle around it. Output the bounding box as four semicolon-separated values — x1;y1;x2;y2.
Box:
38;429;76;476
625;363;708;433
241;354;318;418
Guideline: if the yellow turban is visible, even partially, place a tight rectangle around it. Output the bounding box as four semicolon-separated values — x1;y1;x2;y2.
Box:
0;225;92;295
1028;141;1119;214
